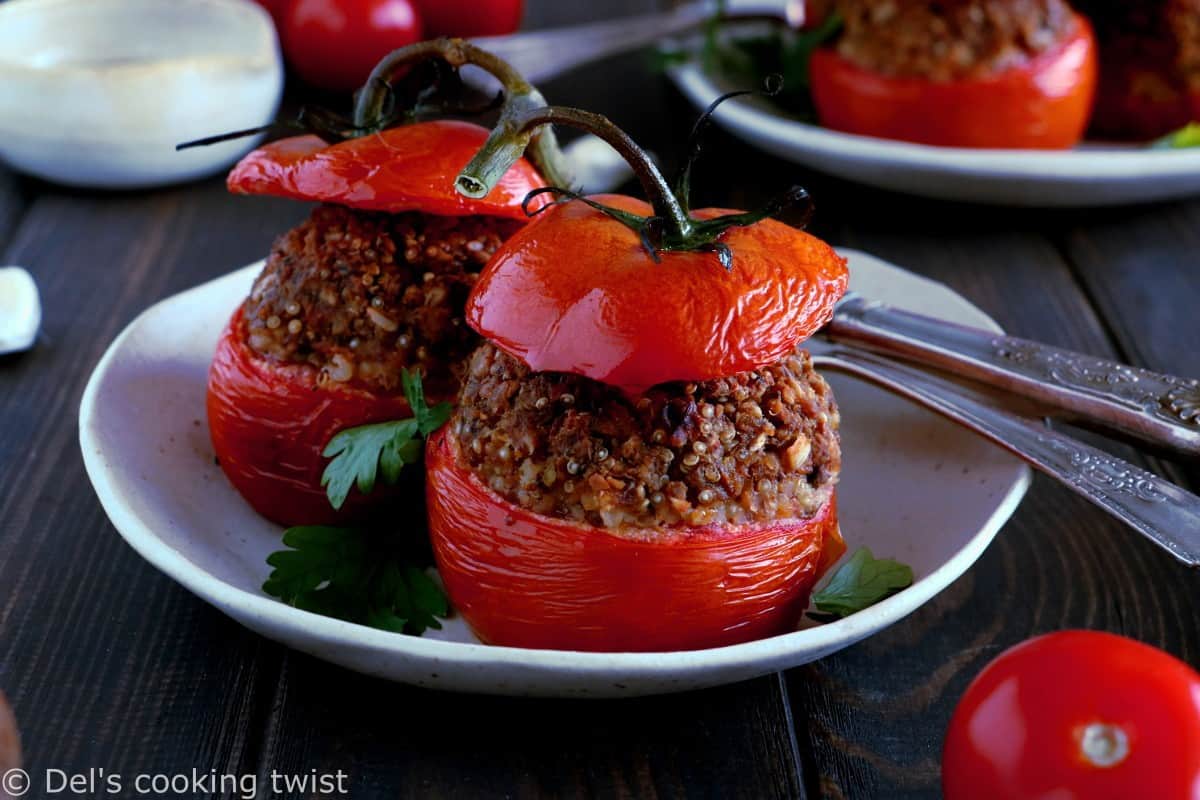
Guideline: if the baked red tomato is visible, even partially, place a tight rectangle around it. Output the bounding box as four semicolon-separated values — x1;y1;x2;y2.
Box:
809;16;1098;149
281;0;423;91
227;121;547;221
426;429;844;652
437;98;848;651
466;194;847;396
943;630;1200;800
412;0;522;38
207;309;417;526
211;119;546;526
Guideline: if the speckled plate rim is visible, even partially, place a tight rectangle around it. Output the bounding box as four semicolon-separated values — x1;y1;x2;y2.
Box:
80;250;1031;697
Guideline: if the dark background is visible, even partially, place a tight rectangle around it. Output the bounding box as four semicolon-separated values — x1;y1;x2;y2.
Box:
1;2;1198;798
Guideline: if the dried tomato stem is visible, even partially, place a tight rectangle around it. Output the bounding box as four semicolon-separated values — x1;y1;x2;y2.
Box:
457;105;694;240
353;38;572;188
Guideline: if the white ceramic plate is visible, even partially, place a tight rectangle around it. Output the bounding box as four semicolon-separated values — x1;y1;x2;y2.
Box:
669;63;1200;207
79;250;1029;697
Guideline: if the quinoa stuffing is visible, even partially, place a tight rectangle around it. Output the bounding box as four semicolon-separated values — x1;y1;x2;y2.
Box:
451;342;840;531
833;0;1079;81
242;204;521;397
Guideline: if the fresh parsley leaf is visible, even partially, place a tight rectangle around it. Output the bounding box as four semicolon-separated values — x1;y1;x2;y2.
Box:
262;526;449;635
1153;122;1200;149
401;368;453;436
811;547;914;618
319;368;452;509
322;419;419;509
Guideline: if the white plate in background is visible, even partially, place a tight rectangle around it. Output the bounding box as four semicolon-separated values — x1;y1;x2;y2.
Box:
80;250;1029;697
670;63;1200;207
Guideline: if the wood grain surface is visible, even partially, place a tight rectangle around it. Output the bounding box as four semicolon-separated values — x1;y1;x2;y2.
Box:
1;2;1198;799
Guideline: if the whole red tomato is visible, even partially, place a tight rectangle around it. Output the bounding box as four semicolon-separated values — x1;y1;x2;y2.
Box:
282;0;423;92
411;0;521;38
943;630;1200;800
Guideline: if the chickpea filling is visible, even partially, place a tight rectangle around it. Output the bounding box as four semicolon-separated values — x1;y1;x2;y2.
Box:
242;204;521;397
834;0;1078;81
452;342;840;531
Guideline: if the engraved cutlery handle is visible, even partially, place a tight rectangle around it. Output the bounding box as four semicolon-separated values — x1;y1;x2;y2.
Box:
817;349;1200;567
828;295;1200;457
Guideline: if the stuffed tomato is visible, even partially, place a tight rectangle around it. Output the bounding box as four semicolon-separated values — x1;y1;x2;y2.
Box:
426;346;846;652
208;119;546;526
809;0;1098;149
427;103;851;651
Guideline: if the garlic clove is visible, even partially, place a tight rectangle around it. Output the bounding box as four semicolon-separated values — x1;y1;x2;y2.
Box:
0;267;40;355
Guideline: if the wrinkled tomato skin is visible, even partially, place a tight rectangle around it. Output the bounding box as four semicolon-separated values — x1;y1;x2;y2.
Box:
942;630;1200;800
810;17;1097;149
206;307;417;527
281;0;423;92
412;0;522;38
466;195;848;396
227;121;548;220
425;429;845;652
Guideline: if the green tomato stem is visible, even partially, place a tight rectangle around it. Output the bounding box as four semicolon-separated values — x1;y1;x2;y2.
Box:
352;38;573;188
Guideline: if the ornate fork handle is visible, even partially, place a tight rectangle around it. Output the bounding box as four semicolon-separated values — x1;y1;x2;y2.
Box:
827;294;1200;457
816;349;1200;567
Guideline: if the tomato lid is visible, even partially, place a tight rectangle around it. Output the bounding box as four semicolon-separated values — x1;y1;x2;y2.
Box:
227;120;547;220
466;194;849;395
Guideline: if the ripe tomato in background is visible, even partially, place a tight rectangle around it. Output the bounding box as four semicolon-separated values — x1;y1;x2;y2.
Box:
411;0;522;38
281;0;423;91
942;630;1200;800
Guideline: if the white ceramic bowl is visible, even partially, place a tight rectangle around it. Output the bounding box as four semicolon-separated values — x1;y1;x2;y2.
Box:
0;0;283;189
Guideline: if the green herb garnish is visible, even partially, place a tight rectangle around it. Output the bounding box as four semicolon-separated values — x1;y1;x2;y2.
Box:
320;368;452;509
811;547;914;618
1153;122;1200;149
263;526;448;635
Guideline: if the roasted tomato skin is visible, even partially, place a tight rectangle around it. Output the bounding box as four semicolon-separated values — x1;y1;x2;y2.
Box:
465;195;848;397
809;16;1098;149
227;121;548;221
942;630;1200;800
425;428;845;652
206;307;418;526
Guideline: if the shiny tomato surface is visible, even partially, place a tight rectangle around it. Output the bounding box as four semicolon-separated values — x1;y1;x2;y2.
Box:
227;121;547;220
281;0;423;91
810;17;1098;149
943;630;1200;800
412;0;522;37
466;195;848;396
426;428;845;652
207;308;419;526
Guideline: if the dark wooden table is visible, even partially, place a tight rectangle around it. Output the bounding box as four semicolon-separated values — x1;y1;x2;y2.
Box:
2;4;1198;798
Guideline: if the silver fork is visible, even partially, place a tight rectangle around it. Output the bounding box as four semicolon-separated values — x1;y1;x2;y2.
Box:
471;0;799;85
813;346;1200;567
825;294;1200;457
